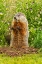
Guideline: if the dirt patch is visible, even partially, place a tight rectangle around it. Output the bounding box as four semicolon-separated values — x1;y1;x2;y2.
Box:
0;47;38;57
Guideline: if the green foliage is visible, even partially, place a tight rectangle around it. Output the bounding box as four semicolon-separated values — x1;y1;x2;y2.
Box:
0;0;10;45
0;0;6;46
38;48;42;53
0;0;6;20
31;30;42;48
0;0;42;48
0;21;9;46
0;54;42;64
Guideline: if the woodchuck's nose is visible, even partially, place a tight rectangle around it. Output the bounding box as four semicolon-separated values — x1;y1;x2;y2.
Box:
14;16;17;20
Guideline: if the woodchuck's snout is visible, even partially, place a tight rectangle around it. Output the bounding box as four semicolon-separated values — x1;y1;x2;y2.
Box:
10;12;29;48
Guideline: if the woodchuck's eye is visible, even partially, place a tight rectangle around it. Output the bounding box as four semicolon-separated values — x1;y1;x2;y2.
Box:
18;14;20;17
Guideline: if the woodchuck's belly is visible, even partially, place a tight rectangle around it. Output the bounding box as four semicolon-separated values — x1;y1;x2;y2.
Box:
10;22;28;48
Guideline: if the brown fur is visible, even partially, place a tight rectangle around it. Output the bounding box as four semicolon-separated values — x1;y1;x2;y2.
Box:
10;12;29;48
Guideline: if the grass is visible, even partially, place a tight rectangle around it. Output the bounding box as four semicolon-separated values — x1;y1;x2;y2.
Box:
0;54;42;64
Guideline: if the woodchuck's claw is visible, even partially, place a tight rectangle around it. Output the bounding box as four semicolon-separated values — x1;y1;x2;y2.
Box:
17;26;22;30
11;27;15;30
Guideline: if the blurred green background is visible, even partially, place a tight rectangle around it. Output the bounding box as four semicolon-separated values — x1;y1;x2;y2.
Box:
0;0;42;51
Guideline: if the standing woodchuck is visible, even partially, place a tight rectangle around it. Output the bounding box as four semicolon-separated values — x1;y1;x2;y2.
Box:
10;12;29;48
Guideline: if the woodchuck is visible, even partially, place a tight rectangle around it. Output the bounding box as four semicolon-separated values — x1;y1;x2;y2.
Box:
10;12;29;48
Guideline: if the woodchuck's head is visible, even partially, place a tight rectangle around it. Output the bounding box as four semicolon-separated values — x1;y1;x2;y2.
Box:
14;12;27;22
11;12;28;35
